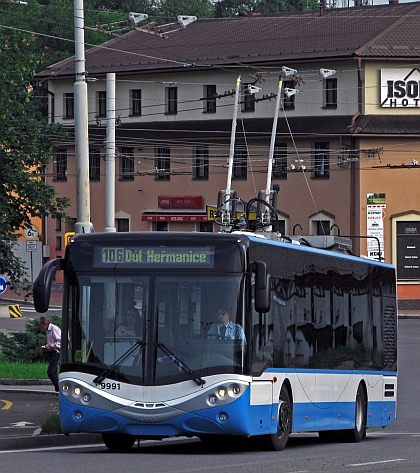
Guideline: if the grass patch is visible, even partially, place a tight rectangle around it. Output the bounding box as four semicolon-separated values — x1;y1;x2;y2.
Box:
0;352;48;380
41;413;62;434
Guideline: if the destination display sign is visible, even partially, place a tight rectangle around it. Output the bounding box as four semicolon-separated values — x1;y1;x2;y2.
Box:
94;246;215;268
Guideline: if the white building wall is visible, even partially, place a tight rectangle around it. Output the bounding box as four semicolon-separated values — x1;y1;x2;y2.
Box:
48;61;359;126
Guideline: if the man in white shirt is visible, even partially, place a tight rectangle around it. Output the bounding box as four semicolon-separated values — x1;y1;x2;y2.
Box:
38;316;61;392
207;309;246;341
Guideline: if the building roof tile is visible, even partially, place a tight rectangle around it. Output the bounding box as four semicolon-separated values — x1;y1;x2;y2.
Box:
36;2;420;80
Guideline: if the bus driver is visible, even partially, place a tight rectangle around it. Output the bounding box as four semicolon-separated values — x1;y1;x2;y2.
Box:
207;309;246;341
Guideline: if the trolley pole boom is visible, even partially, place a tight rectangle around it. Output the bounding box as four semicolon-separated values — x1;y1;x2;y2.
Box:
224;73;241;217
265;76;283;205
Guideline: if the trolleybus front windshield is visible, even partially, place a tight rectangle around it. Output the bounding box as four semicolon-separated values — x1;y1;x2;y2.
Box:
63;272;248;385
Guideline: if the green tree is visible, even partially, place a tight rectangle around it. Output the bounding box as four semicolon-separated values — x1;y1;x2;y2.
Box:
0;29;70;291
214;0;305;17
159;0;214;20
0;0;137;71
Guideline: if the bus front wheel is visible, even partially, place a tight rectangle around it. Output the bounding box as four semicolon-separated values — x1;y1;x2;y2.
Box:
102;433;136;451
260;384;292;451
342;383;367;443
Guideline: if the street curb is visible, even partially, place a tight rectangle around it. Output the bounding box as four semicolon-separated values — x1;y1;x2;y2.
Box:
0;379;51;386
0;433;103;451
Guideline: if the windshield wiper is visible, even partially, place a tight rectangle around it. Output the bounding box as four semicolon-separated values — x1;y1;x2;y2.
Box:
155;342;205;387
93;340;144;384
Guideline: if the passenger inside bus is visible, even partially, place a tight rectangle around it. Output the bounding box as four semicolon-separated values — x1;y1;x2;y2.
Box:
115;308;142;341
207;309;246;341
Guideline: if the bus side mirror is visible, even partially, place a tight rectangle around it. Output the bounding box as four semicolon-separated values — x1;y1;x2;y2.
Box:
33;258;64;313
253;261;271;313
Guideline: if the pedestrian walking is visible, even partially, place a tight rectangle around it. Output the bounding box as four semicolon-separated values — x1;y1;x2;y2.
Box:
38;316;61;392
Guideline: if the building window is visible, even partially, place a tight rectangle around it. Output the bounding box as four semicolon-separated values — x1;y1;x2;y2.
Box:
55;236;62;251
54;148;67;181
233;148;247;179
165;87;177;114
315;220;331;235
272;219;286;234
119;147;134;180
199;222;213;232
116;218;129;232
63;93;74;118
89;148;101;181
55;218;62;231
312;142;330;178
203;85;217;113
241;84;255;112
309;211;334;236
152;221;168;231
273;144;287;179
97;91;106;117
194;147;209;180
282;81;296;110
155;147;170;180
324;78;337;108
131;89;142;116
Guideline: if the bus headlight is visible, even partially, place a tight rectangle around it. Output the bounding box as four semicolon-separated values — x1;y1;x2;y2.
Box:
74;386;82;396
217;387;227;398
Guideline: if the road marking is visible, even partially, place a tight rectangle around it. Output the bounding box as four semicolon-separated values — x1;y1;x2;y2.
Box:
368;431;420;436
347;459;405;467
0;400;12;410
23;307;61;314
0;444;104;454
10;421;34;428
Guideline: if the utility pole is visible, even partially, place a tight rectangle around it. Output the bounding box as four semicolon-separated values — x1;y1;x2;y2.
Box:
74;0;93;234
104;73;116;232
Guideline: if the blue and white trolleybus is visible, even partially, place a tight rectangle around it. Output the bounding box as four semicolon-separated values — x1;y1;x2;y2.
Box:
34;230;397;451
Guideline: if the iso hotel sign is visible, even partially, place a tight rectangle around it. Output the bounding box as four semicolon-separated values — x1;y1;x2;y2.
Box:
381;68;420;107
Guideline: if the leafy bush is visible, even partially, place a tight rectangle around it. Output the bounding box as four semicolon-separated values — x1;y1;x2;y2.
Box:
0;316;61;363
41;413;62;434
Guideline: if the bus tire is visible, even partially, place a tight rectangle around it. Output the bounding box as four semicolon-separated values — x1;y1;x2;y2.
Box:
342;383;367;443
102;433;135;451
260;384;292;451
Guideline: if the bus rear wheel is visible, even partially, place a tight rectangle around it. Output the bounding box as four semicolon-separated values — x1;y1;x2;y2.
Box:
260;384;291;451
102;433;136;451
342;383;367;443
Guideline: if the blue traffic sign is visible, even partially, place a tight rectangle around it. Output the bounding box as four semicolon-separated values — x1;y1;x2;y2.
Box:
0;277;7;295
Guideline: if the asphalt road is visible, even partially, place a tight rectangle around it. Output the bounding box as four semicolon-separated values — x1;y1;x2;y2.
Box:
0;391;58;437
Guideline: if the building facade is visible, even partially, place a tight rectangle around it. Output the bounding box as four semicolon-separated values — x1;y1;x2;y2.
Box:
34;2;420;307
